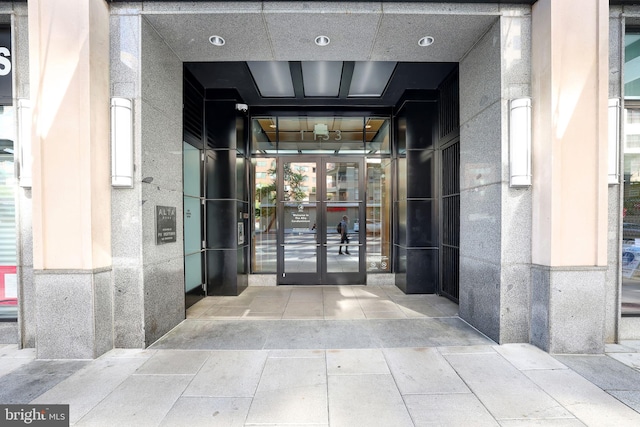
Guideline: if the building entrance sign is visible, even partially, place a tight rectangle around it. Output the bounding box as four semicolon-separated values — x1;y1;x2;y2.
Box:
156;205;177;244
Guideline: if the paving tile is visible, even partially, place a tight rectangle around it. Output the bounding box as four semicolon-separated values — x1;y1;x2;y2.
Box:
437;345;496;355
75;374;192;427
31;356;147;424
396;302;444;318
607;352;640;371
289;288;324;301
493;344;568;371
384;347;469;394
243;312;283;319
357;298;399;312
283;300;324;317
0;360;89;404
404;393;500;426
524;368;640;426
248;296;289;313
620;340;640;351
363;309;407;319
554;355;640;391
150;320;271;350
246;356;328;425
159;397;252;427
430;318;495;346
444;353;572;420
368;319;441;347
99;348;157;359
328;374;413;427
264;320;379;349
184;350;267;397
605;343;635;353
186;298;219;318
0;357;33;378
607;389;640;413
353;286;391;298
135;350;210;375
268;349;325;359
202;306;249;319
326;349;390;375
0;344;36;358
323;300;367;319
498;419;586;426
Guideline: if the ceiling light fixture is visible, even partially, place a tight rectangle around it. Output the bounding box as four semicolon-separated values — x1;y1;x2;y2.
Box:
418;36;434;47
209;35;225;46
315;35;330;47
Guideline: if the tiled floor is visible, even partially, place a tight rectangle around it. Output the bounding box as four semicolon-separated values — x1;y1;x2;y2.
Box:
2;285;640;426
184;285;460;320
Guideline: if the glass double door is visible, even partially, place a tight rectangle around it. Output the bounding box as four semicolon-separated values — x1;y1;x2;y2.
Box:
278;157;365;285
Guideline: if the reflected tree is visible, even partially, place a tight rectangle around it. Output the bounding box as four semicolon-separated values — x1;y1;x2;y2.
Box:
255;163;307;232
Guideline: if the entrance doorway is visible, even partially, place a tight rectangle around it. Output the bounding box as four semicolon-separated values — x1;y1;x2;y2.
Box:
278;157;365;285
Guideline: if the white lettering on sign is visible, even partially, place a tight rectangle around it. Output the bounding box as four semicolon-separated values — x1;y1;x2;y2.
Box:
0;47;11;77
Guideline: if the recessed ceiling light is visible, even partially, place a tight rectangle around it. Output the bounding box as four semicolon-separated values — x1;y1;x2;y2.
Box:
418;36;434;47
365;125;372;129
315;35;330;47
209;35;225;46
269;124;276;128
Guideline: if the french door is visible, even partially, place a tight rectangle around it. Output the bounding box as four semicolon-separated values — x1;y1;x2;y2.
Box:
277;157;365;285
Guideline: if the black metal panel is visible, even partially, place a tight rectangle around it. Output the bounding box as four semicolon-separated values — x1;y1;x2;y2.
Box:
206;249;239;296
205;149;236;199
183;68;204;148
205;100;238;149
439;69;460;143
206;200;238;249
407;150;435;199
405;102;437;150
440;142;460;302
395;248;438;294
406;200;437;248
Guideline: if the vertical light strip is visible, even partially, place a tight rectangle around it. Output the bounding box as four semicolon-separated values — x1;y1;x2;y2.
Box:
509;98;532;187
608;98;620;185
17;98;32;188
110;98;134;188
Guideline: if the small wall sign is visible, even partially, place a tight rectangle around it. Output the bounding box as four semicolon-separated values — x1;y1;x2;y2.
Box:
156;205;177;244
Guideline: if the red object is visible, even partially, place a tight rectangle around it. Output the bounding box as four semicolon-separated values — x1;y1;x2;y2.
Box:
0;265;17;306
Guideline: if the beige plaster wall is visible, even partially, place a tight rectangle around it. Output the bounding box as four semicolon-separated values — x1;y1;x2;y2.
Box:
28;0;111;270
531;0;608;267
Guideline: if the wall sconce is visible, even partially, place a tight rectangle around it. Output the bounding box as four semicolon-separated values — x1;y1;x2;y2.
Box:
509;98;532;187
17;99;32;188
608;98;620;185
110;98;133;188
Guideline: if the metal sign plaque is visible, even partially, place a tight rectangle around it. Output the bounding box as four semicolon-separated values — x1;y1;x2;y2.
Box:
156;205;177;244
0;27;12;106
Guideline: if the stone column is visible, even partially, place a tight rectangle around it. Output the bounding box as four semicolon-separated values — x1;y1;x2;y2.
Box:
28;0;113;358
531;0;609;353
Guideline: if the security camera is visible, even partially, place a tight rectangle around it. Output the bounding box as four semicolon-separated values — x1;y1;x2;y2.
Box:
235;103;248;113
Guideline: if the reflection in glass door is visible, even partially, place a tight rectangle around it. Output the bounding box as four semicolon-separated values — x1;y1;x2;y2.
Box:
278;157;365;285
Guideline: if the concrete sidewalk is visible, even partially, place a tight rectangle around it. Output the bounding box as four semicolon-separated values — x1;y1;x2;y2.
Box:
1;285;640;426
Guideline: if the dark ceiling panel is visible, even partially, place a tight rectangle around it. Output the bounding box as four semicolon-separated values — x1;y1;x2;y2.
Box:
186;62;456;107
